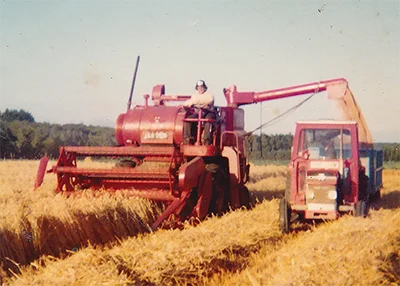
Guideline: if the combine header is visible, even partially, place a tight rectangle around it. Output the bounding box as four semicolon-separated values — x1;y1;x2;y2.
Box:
36;64;358;230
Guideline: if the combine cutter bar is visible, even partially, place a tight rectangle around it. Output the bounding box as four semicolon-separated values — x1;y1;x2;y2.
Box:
54;166;172;191
53;144;180;192
93;180;171;190
53;166;170;180
62;188;177;201
62;145;175;157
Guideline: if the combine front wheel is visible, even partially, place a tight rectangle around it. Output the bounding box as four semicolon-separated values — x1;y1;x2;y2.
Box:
207;164;229;215
239;186;250;209
194;171;213;220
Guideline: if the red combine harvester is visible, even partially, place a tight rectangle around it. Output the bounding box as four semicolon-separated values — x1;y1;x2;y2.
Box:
35;73;359;230
279;80;383;233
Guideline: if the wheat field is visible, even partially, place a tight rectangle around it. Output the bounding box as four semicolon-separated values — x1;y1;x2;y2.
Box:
1;160;399;285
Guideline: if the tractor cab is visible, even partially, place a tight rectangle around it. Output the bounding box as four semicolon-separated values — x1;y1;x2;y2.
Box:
281;121;372;232
289;121;360;217
280;120;383;233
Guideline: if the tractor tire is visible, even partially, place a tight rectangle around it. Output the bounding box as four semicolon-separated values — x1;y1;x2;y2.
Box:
370;189;381;201
284;177;291;202
279;198;291;234
354;200;369;218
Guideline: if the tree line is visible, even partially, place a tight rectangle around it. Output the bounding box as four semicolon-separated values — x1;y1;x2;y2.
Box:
0;109;116;159
0;109;399;161
245;133;294;161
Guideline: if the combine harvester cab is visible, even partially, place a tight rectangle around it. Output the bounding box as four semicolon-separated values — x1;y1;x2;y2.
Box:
280;121;383;233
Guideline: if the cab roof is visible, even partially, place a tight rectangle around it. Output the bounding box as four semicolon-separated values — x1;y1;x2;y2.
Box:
296;120;357;125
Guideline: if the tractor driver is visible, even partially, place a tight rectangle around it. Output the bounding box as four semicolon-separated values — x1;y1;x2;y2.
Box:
183;80;216;145
322;138;337;159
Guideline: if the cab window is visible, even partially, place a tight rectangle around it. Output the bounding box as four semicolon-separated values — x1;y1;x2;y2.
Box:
298;128;352;159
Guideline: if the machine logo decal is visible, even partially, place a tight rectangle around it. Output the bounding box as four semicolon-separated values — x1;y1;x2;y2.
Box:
143;131;168;140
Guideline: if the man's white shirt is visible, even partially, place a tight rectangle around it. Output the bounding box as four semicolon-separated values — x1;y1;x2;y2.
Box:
184;91;214;107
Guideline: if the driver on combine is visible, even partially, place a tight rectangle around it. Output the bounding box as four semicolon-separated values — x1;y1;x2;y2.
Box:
183;80;216;145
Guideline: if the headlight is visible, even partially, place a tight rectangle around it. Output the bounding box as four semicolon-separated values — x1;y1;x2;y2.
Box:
328;190;337;200
306;191;315;200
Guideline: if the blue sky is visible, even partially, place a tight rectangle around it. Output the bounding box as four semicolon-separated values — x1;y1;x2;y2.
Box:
1;0;399;142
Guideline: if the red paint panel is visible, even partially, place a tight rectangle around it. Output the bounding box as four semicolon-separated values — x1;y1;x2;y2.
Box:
116;106;185;145
178;157;205;189
34;156;49;189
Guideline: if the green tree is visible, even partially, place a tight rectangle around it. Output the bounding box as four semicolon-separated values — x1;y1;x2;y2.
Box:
19;128;36;158
42;136;64;158
246;133;293;162
0;119;17;158
0;109;35;122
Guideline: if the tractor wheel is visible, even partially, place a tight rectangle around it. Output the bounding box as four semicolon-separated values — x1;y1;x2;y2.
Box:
284;177;291;201
370;189;381;201
354;200;369;218
279;198;291;233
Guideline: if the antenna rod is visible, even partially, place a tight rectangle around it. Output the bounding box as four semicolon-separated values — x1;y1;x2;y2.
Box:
127;55;141;111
